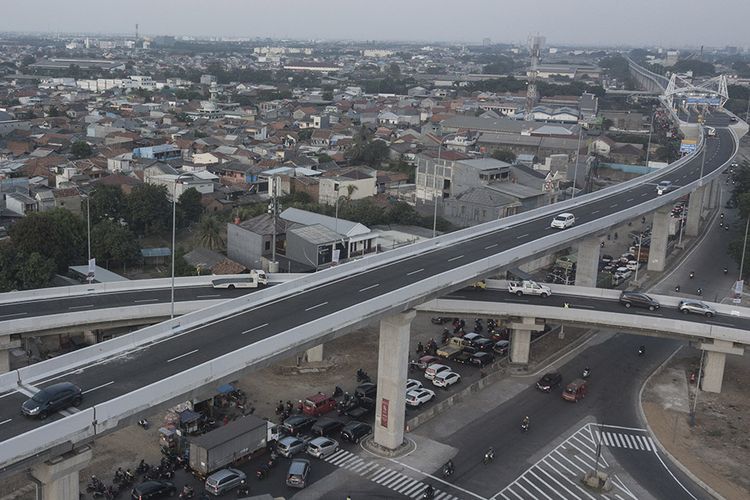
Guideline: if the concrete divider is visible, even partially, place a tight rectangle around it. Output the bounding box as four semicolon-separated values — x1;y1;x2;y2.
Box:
0;409;95;471
0;371;20;394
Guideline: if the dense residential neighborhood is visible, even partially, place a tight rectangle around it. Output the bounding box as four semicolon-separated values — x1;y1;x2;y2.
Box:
0;33;722;291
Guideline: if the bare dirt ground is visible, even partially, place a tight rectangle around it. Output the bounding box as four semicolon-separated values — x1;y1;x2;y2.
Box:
643;347;750;500
0;312;586;500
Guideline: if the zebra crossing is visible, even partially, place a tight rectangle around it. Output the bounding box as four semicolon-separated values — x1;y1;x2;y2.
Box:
493;424;648;500
324;448;462;499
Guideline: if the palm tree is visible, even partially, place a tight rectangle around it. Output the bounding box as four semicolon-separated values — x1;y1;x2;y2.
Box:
196;215;225;250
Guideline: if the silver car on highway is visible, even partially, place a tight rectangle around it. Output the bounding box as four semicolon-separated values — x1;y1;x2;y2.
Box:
678;300;716;318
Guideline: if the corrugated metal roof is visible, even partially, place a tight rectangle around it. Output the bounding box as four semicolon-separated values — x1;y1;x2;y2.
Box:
289;223;340;245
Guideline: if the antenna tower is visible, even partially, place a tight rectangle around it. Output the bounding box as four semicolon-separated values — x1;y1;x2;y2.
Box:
525;35;544;121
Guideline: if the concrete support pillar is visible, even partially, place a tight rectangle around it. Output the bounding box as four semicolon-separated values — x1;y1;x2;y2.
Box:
31;447;92;500
685;186;706;237
373;310;415;450
0;335;20;373
83;330;97;345
305;344;324;363
702;351;726;393
508;317;545;365
708;180;720;210
647;207;671;272
575;236;601;287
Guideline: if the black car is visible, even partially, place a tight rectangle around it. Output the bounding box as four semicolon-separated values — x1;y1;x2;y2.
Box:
341;421;372;443
473;338;495;352
131;480;176;500
469;352;494;367
311;417;345;436
355;382;377;399
619;291;660;311
493;340;509;356
21;382;82;419
536;372;563;393
282;415;317;436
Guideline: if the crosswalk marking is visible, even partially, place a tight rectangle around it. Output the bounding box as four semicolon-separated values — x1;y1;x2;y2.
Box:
494;423;646;500
321;446;460;500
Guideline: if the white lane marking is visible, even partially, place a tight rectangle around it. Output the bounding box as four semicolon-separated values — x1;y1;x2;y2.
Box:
196;294;221;298
167;349;199;363
407;268;424;276
626;198;634;202
0;312;28;319
69;304;94;310
516;233;529;240
242;323;269;334
447;255;464;262
610;203;618;208
0;418;12;426
82;381;114;394
591;210;599;214
305;302;328;312
359;284;380;292
484;243;498;249
134;298;159;303
641;192;648;197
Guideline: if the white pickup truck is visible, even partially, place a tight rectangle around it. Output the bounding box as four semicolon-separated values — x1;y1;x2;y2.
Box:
507;280;552;297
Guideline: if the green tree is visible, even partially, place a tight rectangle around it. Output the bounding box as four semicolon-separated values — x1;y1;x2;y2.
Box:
348;140;390;167
91;220;141;268
387;63;401;78
16;252;56;290
71;140;93;159
298;129;313;141
178;187;203;226
89;185;127;224
9;209;86;273
126;184;172;236
196;215;225;250
491;149;517;163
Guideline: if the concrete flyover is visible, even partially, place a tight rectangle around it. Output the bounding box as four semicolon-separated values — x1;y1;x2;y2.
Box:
0;124;740;493
416;281;749;393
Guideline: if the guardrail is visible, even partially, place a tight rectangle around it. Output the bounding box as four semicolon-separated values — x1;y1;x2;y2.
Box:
417;297;750;347
0;274;308;305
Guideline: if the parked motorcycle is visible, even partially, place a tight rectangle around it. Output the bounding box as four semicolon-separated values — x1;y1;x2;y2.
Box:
582;368;591;379
179;486;194;500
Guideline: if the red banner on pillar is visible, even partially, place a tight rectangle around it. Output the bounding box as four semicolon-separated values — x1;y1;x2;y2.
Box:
380;398;389;428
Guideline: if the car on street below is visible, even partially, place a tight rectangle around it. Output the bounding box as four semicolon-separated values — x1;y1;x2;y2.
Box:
276;436;307;458
205;468;246;496
493;340;510;356
424;363;451;380
286;459;310;489
354;382;377;399
469;352;494;367
473;338;495;352
536;372;563;393
416;355;440;370
306;436;339;459
22;382;82;419
462;332;483;346
340;421;372;443
282;415;317;436
619;291;660;311
406;388;436;407
678;299;716;318
310;418;345;437
406;379;423;393
432;371;461;388
131;480;176;500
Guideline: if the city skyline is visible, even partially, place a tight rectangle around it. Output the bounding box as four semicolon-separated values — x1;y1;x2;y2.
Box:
1;0;749;48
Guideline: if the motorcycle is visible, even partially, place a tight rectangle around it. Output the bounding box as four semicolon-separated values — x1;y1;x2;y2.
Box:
236;480;250;497
582;368;591;379
521;419;529;433
179;486;194;500
483;449;495;465
421;485;435;499
442;463;454;478
724;268;729;275
333;385;343;398
137;418;149;430
136;460;150;475
689;271;695;279
697;287;703;296
356;369;370;383
675;285;681;292
638;346;645;357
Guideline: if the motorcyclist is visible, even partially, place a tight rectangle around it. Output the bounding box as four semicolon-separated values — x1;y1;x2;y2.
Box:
443;459;454;476
485;447;495;462
724;267;729;274
582;367;591;378
689;271;695;279
522;416;530;429
638;345;645;356
675;284;681;292
422;485;435;499
697;287;703;296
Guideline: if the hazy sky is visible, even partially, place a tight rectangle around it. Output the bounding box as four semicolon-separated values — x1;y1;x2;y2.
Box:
2;0;749;48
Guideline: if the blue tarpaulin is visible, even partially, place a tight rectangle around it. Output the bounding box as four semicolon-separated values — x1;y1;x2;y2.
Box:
217;383;236;394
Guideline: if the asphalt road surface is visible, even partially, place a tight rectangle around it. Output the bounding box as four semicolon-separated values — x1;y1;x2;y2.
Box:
0;128;736;463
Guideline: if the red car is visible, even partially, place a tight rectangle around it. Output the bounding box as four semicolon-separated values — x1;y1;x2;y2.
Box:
416;355;440;370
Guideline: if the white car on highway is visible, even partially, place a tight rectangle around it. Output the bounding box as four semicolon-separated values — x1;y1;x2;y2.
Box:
432;371;461;389
656;180;673;195
406;388;436;407
550;213;576;229
406;379;423;393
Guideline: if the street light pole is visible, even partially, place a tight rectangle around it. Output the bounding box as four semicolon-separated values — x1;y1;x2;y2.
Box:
634;232;643;283
170;173;191;320
572;123;583;199
645;109;655;167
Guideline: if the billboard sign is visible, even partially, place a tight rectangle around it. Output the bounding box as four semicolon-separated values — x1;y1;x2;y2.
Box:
686;96;721;106
680;140;697;154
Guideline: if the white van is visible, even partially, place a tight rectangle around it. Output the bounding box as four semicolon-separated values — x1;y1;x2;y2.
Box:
550;213;576;229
